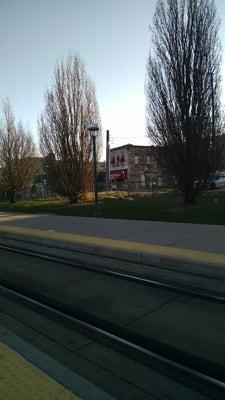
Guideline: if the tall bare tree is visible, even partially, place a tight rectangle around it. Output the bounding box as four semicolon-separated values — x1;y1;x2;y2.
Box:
39;54;102;203
146;0;225;203
0;99;36;203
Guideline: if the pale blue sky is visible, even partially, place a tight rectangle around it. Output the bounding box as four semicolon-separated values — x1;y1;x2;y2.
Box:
1;0;225;155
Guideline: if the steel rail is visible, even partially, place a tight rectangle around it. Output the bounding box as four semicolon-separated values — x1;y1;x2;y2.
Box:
0;242;225;305
0;282;225;400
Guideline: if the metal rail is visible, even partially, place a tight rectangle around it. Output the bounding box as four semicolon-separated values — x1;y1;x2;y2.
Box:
0;282;225;400
0;242;225;305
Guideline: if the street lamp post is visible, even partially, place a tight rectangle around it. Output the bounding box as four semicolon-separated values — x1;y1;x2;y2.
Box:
211;72;215;148
87;123;99;216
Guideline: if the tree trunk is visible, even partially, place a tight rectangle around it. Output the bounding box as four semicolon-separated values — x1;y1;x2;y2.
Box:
183;186;196;205
69;193;78;204
8;190;15;203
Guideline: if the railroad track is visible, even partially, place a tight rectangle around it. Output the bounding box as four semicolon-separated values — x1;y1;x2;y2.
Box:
1;243;225;397
0;281;225;400
0;242;225;305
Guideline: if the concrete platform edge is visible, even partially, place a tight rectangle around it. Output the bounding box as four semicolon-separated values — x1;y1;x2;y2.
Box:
0;324;115;400
0;228;225;280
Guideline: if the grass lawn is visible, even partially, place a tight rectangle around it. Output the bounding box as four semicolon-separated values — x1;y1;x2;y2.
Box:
0;190;224;225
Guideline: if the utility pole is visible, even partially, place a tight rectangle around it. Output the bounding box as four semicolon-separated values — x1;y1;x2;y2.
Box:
92;134;98;213
211;72;215;148
106;130;110;191
87;123;99;216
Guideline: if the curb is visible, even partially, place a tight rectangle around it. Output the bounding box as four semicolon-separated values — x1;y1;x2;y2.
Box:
0;225;225;282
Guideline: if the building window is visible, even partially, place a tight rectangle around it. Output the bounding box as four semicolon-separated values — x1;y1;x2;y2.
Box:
141;174;145;187
147;156;150;165
121;153;125;165
135;155;139;165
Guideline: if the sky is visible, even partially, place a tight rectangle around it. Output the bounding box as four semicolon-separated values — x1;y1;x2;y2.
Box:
1;0;225;158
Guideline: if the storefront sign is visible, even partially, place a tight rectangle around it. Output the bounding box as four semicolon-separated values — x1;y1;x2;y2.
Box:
110;169;127;180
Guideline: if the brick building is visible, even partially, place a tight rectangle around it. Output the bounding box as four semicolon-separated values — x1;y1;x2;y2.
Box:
109;144;167;190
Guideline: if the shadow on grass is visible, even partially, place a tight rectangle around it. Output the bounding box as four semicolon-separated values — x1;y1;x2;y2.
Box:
0;190;224;225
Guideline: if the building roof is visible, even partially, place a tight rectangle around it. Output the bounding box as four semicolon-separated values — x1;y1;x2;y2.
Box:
110;143;155;151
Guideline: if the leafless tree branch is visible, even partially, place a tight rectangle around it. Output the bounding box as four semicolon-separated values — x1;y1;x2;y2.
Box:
146;0;225;203
0;99;36;203
39;54;102;203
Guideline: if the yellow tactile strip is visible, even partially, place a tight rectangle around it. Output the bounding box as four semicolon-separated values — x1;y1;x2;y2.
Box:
0;342;79;400
0;214;39;223
0;223;225;267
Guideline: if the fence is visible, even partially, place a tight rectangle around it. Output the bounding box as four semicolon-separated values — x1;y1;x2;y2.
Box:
110;178;174;193
0;178;174;202
0;183;57;202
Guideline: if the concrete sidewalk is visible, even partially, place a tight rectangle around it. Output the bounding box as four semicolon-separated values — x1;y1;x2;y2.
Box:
0;212;225;253
0;213;225;273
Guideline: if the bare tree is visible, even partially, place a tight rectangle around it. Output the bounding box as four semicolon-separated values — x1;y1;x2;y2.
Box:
0;99;36;203
146;0;225;203
39;54;102;203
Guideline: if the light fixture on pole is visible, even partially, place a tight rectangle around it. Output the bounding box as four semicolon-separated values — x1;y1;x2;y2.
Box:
87;123;99;216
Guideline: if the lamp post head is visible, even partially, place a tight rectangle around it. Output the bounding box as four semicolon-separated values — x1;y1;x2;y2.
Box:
86;123;99;135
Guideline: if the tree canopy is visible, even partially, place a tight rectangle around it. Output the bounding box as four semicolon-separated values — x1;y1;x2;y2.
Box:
0;99;36;203
39;54;102;203
146;0;225;203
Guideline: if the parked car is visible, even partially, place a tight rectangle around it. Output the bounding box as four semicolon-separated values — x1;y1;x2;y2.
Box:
209;173;225;190
194;173;225;190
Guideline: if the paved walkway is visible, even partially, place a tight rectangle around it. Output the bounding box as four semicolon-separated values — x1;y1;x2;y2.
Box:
0;323;113;400
0;341;78;400
0;212;225;252
0;213;225;267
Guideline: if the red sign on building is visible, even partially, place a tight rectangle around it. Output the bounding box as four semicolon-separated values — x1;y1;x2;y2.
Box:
110;169;127;180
